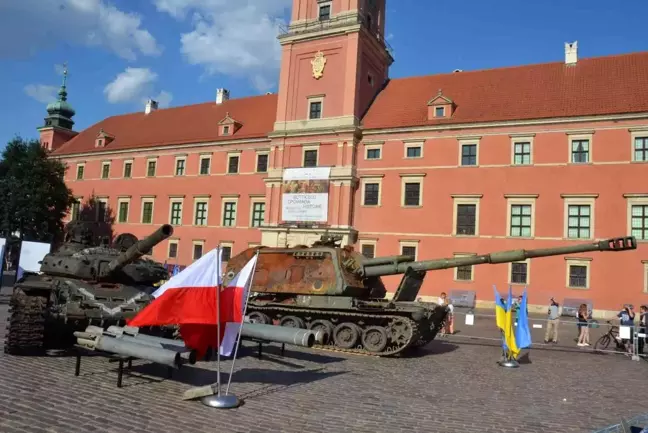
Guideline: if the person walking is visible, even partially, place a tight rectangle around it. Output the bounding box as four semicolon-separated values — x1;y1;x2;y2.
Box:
544;298;560;344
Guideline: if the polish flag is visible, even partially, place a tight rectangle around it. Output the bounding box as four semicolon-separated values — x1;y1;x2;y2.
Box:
218;253;258;357
127;247;227;357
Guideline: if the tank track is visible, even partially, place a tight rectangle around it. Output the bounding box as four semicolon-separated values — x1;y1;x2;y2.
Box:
4;288;48;355
248;304;423;357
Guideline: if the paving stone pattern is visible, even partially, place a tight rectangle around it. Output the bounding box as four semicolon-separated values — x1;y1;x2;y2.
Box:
1;304;646;433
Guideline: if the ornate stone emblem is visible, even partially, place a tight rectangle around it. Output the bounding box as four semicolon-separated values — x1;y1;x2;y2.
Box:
311;51;327;79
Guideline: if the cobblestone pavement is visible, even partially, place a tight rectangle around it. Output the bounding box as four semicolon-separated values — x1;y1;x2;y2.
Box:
1;304;647;433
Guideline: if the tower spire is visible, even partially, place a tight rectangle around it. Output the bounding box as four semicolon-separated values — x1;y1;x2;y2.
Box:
58;62;68;102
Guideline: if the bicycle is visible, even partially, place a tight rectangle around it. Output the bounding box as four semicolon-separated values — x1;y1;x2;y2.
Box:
594;320;628;352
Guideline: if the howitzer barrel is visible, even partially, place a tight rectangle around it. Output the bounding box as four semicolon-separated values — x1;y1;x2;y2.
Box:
241;323;317;348
362;236;637;277
106;224;174;274
74;331;182;368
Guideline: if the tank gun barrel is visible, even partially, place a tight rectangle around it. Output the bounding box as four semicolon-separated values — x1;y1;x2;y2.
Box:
362;236;637;277
105;224;174;275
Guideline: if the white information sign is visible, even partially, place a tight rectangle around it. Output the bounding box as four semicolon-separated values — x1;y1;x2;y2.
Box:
16;241;51;280
281;167;331;222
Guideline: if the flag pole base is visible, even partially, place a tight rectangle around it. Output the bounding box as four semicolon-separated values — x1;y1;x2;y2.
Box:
498;359;520;368
201;394;241;409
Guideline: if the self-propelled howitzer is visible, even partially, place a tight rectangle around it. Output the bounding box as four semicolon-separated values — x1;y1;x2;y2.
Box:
4;224;175;355
224;235;636;357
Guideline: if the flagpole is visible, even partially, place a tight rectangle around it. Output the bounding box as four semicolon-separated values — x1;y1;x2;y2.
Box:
215;244;222;397
225;250;259;396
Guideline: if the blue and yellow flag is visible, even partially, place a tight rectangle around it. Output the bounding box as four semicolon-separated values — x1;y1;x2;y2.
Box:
503;286;520;359
493;285;507;333
514;287;532;350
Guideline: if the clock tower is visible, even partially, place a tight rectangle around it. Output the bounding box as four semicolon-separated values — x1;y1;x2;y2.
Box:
261;0;394;247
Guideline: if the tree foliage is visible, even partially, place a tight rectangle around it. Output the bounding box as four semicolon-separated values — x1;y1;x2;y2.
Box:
0;137;75;244
75;192;115;246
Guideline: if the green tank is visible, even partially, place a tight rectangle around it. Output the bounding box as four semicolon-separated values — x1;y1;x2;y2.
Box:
224;235;637;357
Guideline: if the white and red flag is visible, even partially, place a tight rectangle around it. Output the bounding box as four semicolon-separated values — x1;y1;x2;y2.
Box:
128;247;227;358
219;253;258;357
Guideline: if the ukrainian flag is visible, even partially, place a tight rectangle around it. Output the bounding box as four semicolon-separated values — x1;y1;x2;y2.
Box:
503;286;521;359
515;288;532;351
493;285;507;333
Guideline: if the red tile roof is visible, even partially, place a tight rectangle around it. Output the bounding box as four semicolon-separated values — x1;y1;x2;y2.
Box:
52;93;278;155
53;51;648;156
362;51;648;129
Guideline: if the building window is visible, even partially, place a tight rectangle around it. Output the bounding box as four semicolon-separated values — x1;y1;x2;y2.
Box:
366;147;381;159
170;201;182;225
571;139;590;163
363;183;380;206
360;243;375;258
147;160;157;177
141;201;153;224
123;162;132;178
309;101;322;119
97;200;107;222
405;145;422;158
101;163;110;179
456;264;472;281
251;202;265;227
223;125;230;135
256;154;268;172
194;201;208;226
567;204;591;239
435;106;445;117
175;158;186;176
76;165;84;180
228;155;239;174
634;137;648;162
199;157;210;175
513;142;531;165
403;183;420;206
318;3;331;20
222;246;232;262
568;264;588;288
70;200;80;221
168;242;178;258
461;144;477;166
222;201;236;227
631;204;648;240
193;243;203;260
510;262;528;284
456;204;476;235
118;201;129;223
510;204;532;237
303;149;318;167
401;245;417;259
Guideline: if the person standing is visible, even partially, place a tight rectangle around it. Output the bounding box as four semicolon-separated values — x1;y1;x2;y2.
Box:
577;303;590;347
617;304;636;355
544;298;560;344
638;305;647;356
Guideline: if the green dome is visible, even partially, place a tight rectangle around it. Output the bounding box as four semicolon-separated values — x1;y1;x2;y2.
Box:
47;99;75;116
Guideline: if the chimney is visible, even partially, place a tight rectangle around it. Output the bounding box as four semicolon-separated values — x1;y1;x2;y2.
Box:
216;88;230;104
565;41;578;65
145;99;158;114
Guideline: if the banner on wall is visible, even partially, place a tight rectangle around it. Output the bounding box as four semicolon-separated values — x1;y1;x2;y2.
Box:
281;167;331;223
0;237;5;284
16;241;51;281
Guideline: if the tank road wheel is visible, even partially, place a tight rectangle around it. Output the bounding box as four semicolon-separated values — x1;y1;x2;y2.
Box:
333;322;360;349
248;312;271;325
4;288;48;355
388;318;414;347
280;316;305;329
308;319;334;345
361;326;389;353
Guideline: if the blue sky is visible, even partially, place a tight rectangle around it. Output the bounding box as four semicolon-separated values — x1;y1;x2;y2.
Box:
1;0;647;150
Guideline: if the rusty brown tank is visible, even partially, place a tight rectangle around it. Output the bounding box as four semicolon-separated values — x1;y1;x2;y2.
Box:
223;235;637;357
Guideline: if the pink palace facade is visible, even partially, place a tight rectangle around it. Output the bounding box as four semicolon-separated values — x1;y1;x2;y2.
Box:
37;0;648;315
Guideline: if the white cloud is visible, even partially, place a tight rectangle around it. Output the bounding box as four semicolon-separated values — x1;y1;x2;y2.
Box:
104;67;173;108
0;0;161;61
24;84;59;104
152;0;291;92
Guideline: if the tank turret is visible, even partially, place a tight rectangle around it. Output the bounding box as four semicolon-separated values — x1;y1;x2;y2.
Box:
225;235;637;357
4;224;175;356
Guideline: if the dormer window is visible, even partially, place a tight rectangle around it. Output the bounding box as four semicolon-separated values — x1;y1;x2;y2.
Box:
218;112;242;136
223;125;230;135
95;128;115;148
318;3;331;21
427;89;455;120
